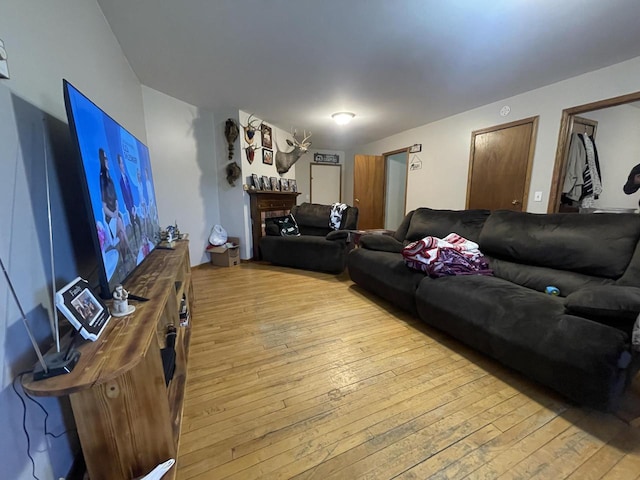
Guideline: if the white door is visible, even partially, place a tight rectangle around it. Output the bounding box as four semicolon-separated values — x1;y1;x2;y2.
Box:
384;152;408;229
311;164;341;204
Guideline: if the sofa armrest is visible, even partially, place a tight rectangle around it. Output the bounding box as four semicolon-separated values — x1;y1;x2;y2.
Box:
565;285;640;323
359;235;404;253
326;230;350;242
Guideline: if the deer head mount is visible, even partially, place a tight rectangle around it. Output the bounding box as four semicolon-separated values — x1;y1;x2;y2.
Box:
241;114;262;145
275;130;312;174
245;144;262;164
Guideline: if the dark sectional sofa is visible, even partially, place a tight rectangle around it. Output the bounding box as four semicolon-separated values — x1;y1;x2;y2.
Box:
260;202;358;273
348;207;640;410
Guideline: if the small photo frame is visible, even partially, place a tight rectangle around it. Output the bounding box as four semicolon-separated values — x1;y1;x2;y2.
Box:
263;148;273;165
290;179;297;193
270;176;279;191
252;173;261;190
280;178;289;192
261;124;273;149
262;175;270;190
55;277;111;341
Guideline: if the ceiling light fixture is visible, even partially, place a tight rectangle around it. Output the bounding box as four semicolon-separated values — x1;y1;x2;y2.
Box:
331;112;355;125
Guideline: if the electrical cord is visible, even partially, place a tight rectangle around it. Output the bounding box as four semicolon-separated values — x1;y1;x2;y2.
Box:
12;371;39;480
12;371;79;480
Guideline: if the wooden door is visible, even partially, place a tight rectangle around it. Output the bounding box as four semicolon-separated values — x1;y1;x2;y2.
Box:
354;154;385;229
466;116;538;211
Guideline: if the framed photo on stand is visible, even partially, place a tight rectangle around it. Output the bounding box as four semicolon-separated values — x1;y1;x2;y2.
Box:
290;179;297;192
252;173;261;190
262;175;270;190
270;176;279;191
56;277;111;341
280;178;289;192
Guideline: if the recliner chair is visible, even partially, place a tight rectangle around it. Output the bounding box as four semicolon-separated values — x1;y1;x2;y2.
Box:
260;202;358;273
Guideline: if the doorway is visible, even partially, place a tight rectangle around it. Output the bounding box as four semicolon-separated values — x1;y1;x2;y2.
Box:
310;163;341;204
548;90;640;213
466;116;538;211
384;149;408;229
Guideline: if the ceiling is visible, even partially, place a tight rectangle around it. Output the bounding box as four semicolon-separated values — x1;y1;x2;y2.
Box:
97;0;640;150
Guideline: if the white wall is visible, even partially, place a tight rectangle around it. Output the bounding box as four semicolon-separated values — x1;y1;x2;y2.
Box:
0;1;145;478
357;56;640;214
582;105;640;210
142;86;220;264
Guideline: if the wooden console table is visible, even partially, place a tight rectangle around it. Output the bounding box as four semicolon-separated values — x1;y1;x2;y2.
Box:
23;241;194;480
248;190;300;260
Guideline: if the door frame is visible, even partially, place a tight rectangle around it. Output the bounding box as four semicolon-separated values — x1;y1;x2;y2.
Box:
547;90;640;213
466;116;539;210
310;163;342;203
382;147;410;227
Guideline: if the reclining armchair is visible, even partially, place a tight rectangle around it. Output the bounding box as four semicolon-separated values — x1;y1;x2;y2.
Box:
260;202;358;273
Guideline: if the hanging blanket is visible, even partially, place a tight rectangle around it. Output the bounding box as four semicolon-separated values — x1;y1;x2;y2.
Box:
402;233;493;278
330;203;348;230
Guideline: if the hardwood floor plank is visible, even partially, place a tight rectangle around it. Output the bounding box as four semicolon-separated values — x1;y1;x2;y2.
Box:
177;263;640;480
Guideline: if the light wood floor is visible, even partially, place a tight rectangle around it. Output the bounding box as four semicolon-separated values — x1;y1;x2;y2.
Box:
177;262;640;479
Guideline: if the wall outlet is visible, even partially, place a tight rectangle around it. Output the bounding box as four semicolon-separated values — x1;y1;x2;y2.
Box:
0;39;9;79
534;191;543;202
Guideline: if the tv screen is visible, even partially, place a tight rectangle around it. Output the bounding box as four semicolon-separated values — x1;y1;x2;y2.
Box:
63;80;161;297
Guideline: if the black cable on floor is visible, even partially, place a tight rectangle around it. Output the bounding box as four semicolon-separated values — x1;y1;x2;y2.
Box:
12;371;39;480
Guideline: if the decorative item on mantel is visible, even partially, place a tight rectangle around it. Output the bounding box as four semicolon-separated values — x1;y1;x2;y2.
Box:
275;129;312;174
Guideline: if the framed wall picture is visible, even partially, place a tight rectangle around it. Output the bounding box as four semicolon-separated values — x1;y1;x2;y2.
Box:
290;179;297;192
261;124;273;149
263;148;273;165
262;175;270;190
314;153;340;164
270;176;279;191
280;178;289;192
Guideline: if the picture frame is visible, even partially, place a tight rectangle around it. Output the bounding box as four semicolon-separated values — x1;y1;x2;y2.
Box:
55;277;111;341
261;124;273;149
280;178;289;192
270;176;279;191
263;148;273;165
314;153;340;164
252;173;261;190
289;179;297;193
262;175;270;190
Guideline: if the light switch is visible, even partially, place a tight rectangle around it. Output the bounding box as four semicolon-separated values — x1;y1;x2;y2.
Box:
0;39;9;79
534;191;543;202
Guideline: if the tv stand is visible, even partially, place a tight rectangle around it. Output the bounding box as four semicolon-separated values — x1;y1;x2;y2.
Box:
23;241;194;480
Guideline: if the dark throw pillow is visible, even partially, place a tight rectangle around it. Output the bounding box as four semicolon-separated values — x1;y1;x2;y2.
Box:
265;214;300;236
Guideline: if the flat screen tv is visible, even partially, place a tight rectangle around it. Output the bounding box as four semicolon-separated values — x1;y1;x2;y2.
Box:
63;80;161;298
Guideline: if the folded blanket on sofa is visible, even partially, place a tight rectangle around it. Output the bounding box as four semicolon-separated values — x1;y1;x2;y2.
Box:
402;233;492;278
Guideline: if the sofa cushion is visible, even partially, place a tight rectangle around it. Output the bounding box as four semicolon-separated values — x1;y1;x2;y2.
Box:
347;249;425;315
479;210;640;278
359;235;405;253
415;275;631;409
566;286;640;333
488;257;614;297
405;208;490;243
